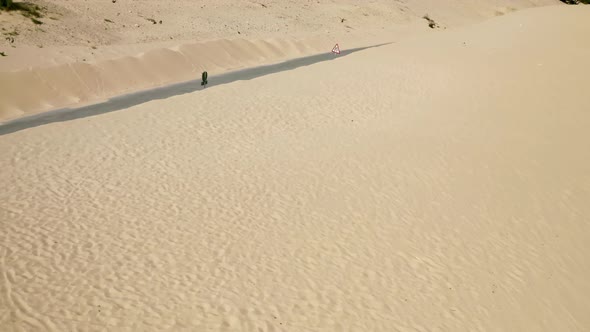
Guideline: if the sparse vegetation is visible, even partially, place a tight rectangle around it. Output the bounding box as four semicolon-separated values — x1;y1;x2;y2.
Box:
2;1;43;17
0;0;13;9
559;0;590;4
2;1;47;25
423;15;439;29
4;29;18;36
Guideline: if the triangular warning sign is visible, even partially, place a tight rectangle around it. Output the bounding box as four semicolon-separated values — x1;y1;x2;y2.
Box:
331;43;341;54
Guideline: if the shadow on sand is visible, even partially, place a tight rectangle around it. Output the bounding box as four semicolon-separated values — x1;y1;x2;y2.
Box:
0;43;391;136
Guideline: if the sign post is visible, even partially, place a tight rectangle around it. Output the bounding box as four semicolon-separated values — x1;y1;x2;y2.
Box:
331;44;341;55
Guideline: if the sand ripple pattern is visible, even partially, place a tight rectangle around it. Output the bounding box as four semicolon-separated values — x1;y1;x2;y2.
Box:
1;6;590;331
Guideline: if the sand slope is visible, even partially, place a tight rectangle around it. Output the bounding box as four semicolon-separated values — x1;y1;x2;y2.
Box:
0;36;342;122
1;0;560;47
1;5;590;332
0;0;560;122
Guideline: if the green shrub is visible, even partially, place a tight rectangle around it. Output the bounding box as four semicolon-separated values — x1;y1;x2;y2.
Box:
1;1;43;19
422;15;439;29
1;0;14;9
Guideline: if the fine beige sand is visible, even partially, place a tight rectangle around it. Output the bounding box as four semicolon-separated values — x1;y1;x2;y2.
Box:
2;2;590;332
0;0;558;121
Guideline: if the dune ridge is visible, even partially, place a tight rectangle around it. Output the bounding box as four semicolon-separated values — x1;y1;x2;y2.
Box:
1;5;589;331
0;0;562;122
0;36;346;122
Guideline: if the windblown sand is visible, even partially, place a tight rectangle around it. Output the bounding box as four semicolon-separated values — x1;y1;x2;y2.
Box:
1;3;590;332
0;0;558;121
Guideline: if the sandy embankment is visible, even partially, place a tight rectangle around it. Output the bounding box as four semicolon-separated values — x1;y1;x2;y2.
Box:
1;4;589;332
0;36;358;122
0;0;559;122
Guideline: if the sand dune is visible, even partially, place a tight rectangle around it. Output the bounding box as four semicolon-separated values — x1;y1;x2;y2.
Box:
0;0;560;122
0;36;342;121
1;0;560;48
1;3;590;332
